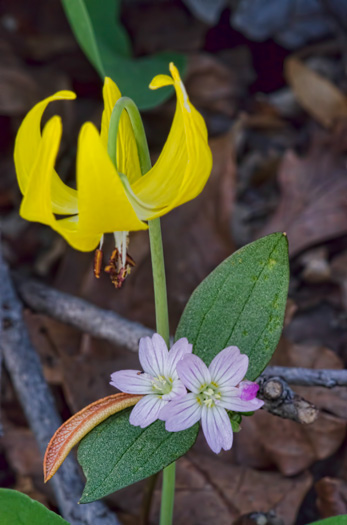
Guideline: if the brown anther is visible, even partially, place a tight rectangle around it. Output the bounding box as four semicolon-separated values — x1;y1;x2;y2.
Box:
126;253;136;267
93;249;103;279
104;249;136;289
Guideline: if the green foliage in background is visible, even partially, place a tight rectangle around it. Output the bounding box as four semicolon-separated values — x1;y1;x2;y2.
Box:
61;0;186;109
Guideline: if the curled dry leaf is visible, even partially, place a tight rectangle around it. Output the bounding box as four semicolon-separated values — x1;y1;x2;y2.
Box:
44;393;141;482
285;57;347;128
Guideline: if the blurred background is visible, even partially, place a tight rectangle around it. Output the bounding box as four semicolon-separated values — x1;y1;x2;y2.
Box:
1;0;347;524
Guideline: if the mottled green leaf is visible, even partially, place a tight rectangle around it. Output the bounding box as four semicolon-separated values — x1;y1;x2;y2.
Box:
78;408;198;503
61;0;186;109
175;233;289;380
0;489;69;525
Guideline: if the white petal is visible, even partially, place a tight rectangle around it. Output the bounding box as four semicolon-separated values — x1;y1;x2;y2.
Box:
209;347;248;387
160;393;202;431
166;338;193;378
139;334;168;377
220;392;264;412
201;405;233;454
129;395;167;428
176;354;211;393
110;370;153;394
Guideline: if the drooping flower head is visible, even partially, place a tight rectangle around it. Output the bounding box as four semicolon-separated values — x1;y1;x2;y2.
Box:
14;63;212;286
110;334;192;428
160;347;263;453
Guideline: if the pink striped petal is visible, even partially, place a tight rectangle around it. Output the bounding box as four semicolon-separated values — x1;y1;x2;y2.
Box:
177;354;211;393
209;347;248;387
139;334;168;377
160;393;202;431
166;338;193;378
110;370;153;394
201;405;233;454
220;392;264;412
129;395;167;428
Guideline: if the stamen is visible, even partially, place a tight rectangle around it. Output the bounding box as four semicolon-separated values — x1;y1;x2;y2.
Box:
99;235;104;250
151;375;172;395
93;249;103;279
200;383;222;409
105;243;135;289
122;231;127;267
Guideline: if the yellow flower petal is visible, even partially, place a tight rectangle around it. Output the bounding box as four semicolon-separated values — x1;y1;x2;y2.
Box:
20;117;101;252
100;77;142;185
14;91;79;215
77;122;148;234
131;63;212;219
149;74;174;89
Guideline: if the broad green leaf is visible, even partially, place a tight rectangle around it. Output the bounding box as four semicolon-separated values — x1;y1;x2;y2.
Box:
61;0;186;109
78;408;198;502
175;233;289;380
309;518;347;525
0;489;69;525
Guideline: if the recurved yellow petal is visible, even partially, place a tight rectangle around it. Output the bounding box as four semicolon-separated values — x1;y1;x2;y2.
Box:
77;122;148;234
101;77;142;185
131;62;212;219
14;90;78;215
149;74;174;89
20;117;100;252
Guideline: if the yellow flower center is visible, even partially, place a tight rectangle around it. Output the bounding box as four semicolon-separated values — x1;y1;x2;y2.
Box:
197;384;221;408
151;375;173;395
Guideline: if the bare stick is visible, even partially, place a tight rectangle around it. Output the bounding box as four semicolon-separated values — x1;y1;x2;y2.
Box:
15;276;153;352
257;377;318;424
261;366;347;388
1;260;121;525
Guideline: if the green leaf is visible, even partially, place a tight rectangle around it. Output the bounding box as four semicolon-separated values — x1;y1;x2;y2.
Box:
78;408;198;503
0;489;69;525
61;0;186;109
228;412;242;432
175;233;289;380
309;518;347;525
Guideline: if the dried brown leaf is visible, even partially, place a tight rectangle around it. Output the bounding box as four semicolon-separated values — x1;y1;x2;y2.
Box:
259;138;347;256
285;57;347;127
148;455;312;525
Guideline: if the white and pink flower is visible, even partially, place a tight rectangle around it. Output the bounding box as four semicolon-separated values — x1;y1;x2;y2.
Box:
110;333;192;428
159;347;264;453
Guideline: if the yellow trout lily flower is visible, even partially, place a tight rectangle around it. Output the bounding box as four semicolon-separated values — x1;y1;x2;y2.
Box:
14;63;212;263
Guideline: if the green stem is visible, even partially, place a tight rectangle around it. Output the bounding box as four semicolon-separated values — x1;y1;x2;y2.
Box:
148;218;169;345
108;97;175;525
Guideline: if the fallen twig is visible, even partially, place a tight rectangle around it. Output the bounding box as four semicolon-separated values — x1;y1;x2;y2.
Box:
16;275;153;352
1;260;121;525
257;376;318;424
261;366;347;387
